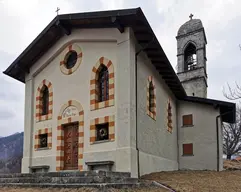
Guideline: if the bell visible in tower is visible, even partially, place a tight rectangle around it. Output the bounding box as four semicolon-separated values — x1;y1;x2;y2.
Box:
184;43;197;71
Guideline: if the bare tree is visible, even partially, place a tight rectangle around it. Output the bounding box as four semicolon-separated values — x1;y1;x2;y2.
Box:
222;45;241;159
223;82;241;100
223;107;241;159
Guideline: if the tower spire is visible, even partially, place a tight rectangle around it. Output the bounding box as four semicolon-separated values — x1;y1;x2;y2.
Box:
176;17;208;98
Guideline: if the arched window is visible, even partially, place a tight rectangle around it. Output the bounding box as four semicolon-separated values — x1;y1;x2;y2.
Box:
90;57;114;111
41;85;49;115
146;76;156;120
149;81;155;113
184;43;197;71
98;65;109;102
167;99;173;133
36;79;53;122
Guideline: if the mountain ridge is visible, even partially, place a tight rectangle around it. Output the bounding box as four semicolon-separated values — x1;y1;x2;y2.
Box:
0;132;23;173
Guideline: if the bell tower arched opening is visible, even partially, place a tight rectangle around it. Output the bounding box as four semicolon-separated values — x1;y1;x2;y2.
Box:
184;43;197;71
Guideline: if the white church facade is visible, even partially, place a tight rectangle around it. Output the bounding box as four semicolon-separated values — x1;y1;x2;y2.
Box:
4;8;235;178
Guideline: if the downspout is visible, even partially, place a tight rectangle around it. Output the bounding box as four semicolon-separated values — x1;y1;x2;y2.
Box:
135;38;154;178
176;100;180;170
216;110;234;171
135;51;141;178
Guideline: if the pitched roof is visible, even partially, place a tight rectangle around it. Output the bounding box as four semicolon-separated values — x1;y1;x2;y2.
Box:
3;7;186;99
3;7;236;123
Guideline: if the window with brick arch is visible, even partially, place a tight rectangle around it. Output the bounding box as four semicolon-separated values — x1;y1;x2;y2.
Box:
149;81;155;112
98;65;109;102
167;100;173;132
41;85;49;115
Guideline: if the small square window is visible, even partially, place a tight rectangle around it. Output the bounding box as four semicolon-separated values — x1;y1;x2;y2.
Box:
96;123;109;141
183;143;193;156
183;114;193;126
39;133;48;148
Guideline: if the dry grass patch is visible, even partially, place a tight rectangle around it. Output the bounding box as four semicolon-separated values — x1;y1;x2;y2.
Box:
0;186;169;192
142;170;241;192
223;159;241;170
0;188;97;192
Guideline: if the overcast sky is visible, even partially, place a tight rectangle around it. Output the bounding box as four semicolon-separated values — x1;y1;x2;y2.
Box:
0;0;241;136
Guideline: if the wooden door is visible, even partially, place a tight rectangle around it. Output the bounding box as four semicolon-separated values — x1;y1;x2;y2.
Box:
64;122;79;170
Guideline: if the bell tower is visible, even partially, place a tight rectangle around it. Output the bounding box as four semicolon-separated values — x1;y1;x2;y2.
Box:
176;14;208;98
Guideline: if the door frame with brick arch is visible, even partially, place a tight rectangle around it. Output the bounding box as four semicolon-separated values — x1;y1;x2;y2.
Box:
56;100;84;171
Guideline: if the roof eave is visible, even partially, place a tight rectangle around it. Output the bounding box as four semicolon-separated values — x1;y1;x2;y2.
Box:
181;96;236;123
3;7;187;98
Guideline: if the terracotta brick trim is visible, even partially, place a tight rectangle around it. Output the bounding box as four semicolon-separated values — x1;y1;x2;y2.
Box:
34;128;52;150
90;115;115;144
146;76;156;120
90;57;115;110
56;100;84;171
167;98;173;133
36;79;53;122
60;43;83;75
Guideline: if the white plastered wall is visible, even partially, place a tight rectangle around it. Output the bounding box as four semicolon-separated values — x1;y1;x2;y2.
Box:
22;27;137;175
133;38;179;176
177;101;223;171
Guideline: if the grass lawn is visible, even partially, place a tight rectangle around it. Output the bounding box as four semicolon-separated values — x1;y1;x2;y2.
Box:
142;170;241;192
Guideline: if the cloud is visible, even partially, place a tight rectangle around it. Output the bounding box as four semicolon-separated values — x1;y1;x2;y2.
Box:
99;0;125;10
0;0;241;136
0;109;15;120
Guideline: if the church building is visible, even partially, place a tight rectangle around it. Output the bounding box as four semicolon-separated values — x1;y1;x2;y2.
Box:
3;8;235;178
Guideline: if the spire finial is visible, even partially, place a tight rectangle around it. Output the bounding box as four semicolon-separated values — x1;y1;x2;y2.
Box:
189;13;193;20
56;7;60;16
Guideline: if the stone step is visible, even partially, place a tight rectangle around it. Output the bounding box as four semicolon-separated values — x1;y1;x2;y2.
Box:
0;171;131;178
0;177;139;184
0;182;143;190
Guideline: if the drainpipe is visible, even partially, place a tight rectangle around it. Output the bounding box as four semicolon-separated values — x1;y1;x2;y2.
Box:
216;110;234;171
135;51;141;179
135;38;154;178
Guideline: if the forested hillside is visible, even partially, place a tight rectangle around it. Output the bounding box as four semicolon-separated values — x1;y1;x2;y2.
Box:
0;132;23;173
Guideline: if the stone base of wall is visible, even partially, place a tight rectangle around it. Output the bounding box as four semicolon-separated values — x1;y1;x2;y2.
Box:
0;170;147;190
84;147;138;178
22;148;137;176
22;156;56;173
21;157;31;173
139;151;178;176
